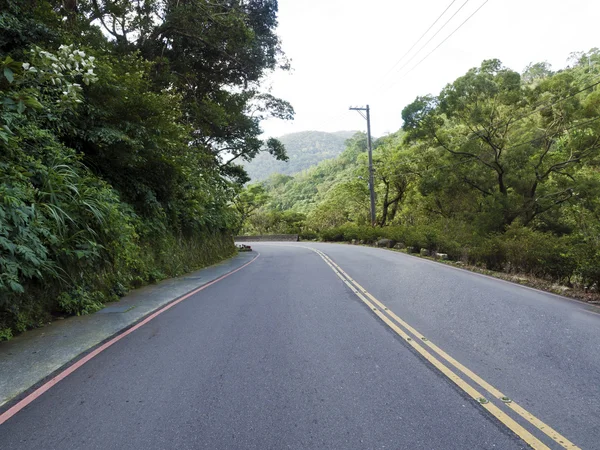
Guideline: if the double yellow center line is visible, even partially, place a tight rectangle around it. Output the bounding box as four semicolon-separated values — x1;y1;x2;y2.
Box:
310;247;579;450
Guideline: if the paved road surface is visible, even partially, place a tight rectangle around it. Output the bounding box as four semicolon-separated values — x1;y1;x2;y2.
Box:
1;243;598;449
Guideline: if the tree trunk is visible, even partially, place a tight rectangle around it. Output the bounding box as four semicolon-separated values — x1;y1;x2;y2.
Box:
380;181;390;227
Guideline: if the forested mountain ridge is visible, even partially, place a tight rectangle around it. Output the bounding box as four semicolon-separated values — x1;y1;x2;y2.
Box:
238;54;600;292
243;130;357;181
0;0;291;338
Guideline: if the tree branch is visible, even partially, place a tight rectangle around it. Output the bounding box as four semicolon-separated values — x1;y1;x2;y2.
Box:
462;177;492;196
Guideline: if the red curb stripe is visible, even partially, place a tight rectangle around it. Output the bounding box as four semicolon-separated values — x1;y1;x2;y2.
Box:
0;253;260;425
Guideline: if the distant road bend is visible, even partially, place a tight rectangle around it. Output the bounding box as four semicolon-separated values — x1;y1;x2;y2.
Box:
1;242;599;449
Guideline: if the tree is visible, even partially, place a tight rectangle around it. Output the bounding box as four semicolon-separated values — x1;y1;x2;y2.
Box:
402;58;600;229
76;0;294;183
522;61;553;85
372;132;419;226
233;184;270;233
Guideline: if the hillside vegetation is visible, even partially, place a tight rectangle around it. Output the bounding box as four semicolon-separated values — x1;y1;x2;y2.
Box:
243;130;356;181
240;55;600;291
0;0;291;339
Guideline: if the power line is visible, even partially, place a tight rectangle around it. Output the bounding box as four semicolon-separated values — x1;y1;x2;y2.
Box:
398;0;490;80
506;75;600;127
502;115;600;153
314;110;352;132
382;114;600;181
451;74;600;149
377;0;459;85
378;0;472;94
376;78;600;178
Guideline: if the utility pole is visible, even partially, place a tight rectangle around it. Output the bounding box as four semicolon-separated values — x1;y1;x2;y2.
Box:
350;105;376;226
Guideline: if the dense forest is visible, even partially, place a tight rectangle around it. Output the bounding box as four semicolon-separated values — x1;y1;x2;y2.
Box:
241;54;600;291
243;130;356;181
0;0;292;338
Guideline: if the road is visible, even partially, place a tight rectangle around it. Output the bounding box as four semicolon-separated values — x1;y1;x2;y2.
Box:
1;243;599;449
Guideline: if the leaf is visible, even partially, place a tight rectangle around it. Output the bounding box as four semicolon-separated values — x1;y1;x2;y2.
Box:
16;100;25;114
8;280;25;294
4;67;14;83
23;96;43;109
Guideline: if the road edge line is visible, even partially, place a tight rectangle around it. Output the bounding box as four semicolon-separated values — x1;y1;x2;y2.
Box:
335;242;600;311
0;252;260;425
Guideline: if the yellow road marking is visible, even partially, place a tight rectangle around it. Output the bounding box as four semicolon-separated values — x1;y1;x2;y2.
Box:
311;248;581;450
258;243;581;449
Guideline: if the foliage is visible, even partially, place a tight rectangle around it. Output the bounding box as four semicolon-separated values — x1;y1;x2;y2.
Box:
242;53;600;290
233;184;270;234
0;0;290;338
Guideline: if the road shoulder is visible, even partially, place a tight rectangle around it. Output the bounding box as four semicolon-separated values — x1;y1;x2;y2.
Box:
0;251;256;408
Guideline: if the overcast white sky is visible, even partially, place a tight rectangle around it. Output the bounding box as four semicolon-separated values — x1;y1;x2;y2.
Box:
260;0;600;138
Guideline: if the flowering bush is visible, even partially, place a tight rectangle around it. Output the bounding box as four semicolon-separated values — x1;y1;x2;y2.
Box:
27;44;98;108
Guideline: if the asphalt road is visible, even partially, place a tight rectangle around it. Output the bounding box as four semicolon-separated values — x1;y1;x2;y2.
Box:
1;243;598;449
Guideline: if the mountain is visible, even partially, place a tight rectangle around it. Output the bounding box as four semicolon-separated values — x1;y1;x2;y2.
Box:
244;130;358;181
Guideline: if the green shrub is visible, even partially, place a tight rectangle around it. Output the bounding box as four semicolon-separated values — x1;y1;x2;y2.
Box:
562;237;598;287
0;327;13;340
574;245;600;288
320;227;345;242
299;231;318;240
501;224;575;281
57;288;105;316
468;235;506;271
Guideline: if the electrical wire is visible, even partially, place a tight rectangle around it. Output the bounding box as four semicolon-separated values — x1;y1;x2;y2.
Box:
393;115;600;178
445;74;600;150
398;0;490;81
377;79;600;178
376;0;473;96
377;0;459;85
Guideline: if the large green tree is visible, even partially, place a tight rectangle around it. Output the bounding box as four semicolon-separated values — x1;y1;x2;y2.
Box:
402;58;600;230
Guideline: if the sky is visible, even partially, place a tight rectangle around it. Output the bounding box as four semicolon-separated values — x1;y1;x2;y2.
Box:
259;0;600;138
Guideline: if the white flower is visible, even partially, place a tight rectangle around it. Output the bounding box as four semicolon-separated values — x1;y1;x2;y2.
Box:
22;63;30;70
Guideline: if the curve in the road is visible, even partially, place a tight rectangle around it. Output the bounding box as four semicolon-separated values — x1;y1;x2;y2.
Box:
251;242;583;449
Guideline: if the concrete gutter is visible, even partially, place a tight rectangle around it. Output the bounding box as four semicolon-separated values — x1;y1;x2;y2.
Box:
0;252;256;408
